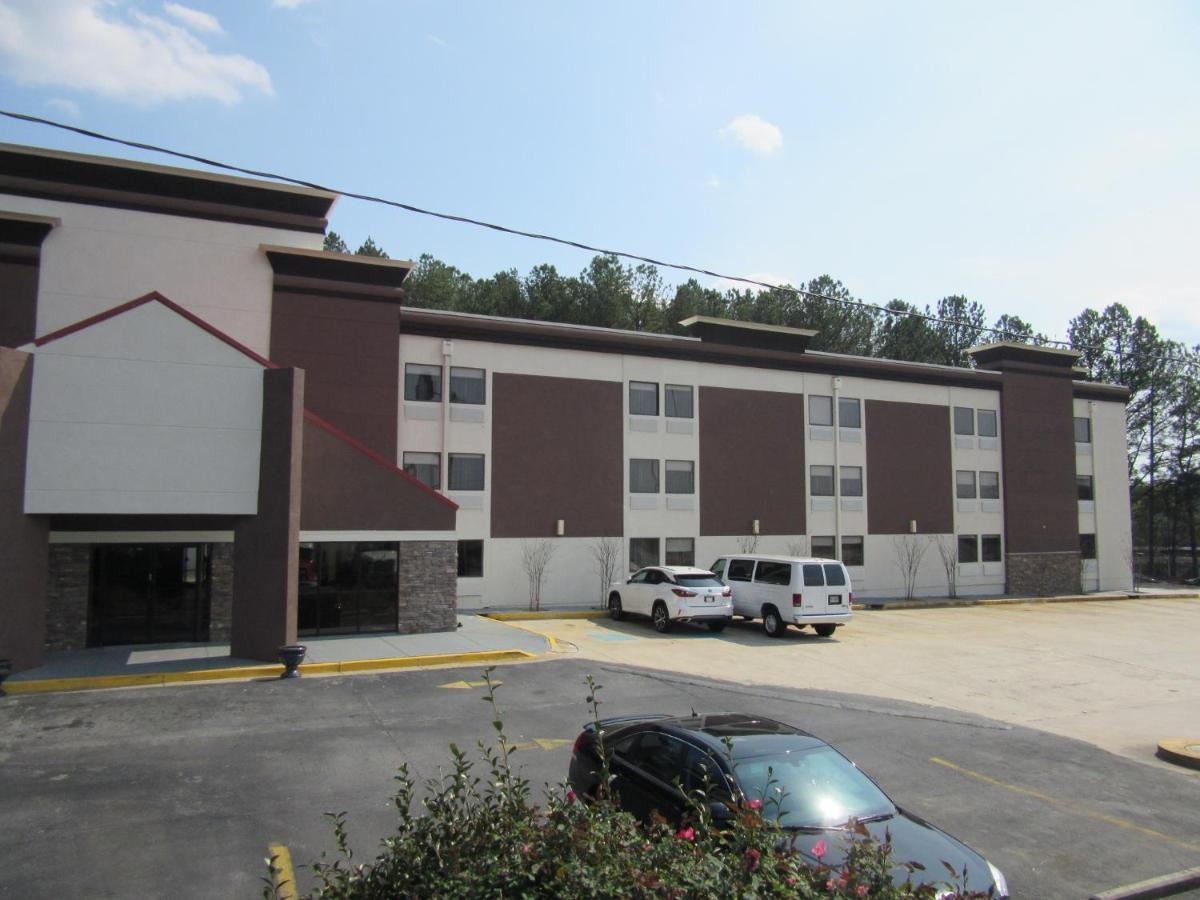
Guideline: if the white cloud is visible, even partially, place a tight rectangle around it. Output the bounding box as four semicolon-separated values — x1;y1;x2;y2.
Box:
704;175;720;190
0;0;272;105
163;2;222;35
720;114;784;155
45;96;81;118
426;34;447;47
271;0;309;8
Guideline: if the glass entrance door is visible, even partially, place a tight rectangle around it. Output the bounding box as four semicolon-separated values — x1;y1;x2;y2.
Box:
90;544;211;646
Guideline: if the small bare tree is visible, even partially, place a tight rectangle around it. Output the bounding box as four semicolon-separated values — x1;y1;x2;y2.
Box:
785;536;808;557
589;537;621;608
935;535;958;598
521;539;556;611
737;534;760;553
893;534;928;600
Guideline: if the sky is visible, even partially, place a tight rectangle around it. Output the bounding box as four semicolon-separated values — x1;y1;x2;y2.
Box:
1;0;1198;348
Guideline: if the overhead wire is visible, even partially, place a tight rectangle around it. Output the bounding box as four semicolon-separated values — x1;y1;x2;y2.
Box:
0;108;1190;367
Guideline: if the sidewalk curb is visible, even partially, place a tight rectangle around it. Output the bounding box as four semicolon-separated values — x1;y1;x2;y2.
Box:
1155;738;1200;772
483;609;609;621
850;592;1198;612
267;843;298;900
1088;865;1200;900
4;648;536;696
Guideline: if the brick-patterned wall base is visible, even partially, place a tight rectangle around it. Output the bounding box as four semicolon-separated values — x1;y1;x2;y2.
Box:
46;544;91;651
1007;551;1081;596
397;541;457;634
209;543;234;642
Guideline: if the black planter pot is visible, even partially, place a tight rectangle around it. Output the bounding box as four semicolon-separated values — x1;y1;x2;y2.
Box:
277;645;307;679
0;659;12;697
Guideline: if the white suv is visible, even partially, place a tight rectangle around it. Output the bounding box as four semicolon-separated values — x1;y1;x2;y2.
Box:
608;566;734;633
710;555;853;638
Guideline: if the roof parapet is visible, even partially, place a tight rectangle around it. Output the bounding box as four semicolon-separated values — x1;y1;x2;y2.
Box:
678;315;817;354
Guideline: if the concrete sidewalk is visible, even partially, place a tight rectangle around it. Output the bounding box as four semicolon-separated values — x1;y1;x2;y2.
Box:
3;614;552;695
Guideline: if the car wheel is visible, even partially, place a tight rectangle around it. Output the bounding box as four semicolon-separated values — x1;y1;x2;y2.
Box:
652;602;672;633
609;593;623;621
813;623;837;637
707;618;730;633
762;607;785;638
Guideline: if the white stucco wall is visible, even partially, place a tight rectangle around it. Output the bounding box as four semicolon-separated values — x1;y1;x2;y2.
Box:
24;300;265;515
0;193;322;357
1076;396;1134;591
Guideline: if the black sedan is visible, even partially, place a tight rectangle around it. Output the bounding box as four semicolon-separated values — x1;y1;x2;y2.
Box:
568;712;1008;897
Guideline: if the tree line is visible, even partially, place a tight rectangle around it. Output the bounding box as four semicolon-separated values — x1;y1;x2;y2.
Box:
327;231;1199;581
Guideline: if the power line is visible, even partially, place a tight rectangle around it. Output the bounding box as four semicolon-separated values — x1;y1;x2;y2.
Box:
0;108;1190;367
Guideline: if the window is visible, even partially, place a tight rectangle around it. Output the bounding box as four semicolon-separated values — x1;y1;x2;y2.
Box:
404;364;441;402
449;367;486;404
823;563;847;586
297;541;398;637
838;397;862;429
954;406;974;436
1074;417;1092;443
727;559;755;582
841;536;864;567
448;453;484;491
1077;475;1094;502
810;465;835;497
840;466;863;497
709;558;726;580
811;535;835;558
981;535;1002;563
979;471;1000;500
457;540;483;577
665;384;694;418
630;459;659;493
958;535;979;564
1080;533;1097;560
403;452;440;489
754;561;792;586
809;395;833;426
629;538;660;571
629;381;658;416
665;538;695;567
665;460;695;494
956;470;977;499
802;564;825;586
978;409;998;438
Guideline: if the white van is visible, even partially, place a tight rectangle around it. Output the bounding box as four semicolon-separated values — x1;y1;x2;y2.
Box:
709;554;853;638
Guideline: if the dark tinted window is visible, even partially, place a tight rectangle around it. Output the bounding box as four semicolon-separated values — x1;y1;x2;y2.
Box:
838;397;861;428
683;744;730;798
1080;533;1097;559
954;406;974;435
727;559;754;582
710;559;726;580
630;381;658;416
448;453;484;491
626;732;686;784
978;409;998;437
449;366;485;404
630;539;659;571
754;561;792;586
457;540;483;577
823;564;847;586
665;384;694;418
958;535;979;563
630;459;659;493
979;471;1000;500
981;535;1002;562
676;574;722;588
802;564;824;587
404;363;441;402
841;536;864;567
809;394;833;426
810;465;834;497
1077;475;1094;501
629;570;651;584
1074;416;1091;443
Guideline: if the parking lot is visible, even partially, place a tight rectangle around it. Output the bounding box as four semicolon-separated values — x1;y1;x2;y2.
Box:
1;598;1198;898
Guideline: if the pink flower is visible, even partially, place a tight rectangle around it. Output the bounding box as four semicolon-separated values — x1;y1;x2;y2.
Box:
812;839;827;858
826;879;836;892
856;886;869;897
521;844;531;855
744;848;761;870
675;826;695;841
746;798;764;810
566;790;577;802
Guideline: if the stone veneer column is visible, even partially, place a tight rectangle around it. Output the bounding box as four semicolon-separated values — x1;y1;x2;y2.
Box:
397;541;457;634
208;543;234;642
44;544;90;651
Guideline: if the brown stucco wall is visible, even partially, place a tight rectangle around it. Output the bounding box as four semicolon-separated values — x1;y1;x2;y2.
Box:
698;386;806;536
232;368;303;661
865;400;954;535
998;372;1079;554
301;414;456;532
396;541;457;633
0;348;49;671
270;290;400;461
491;373;623;538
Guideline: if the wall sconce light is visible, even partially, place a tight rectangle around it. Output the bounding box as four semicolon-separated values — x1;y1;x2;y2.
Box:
909;519;917;534
751;519;760;535
555;519;565;536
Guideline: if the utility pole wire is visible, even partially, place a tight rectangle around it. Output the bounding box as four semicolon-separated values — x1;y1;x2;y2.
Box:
0;109;1187;365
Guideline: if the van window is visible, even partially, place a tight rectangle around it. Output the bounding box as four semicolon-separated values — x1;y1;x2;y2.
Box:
802;564;825;587
710;559;726;580
727;559;754;582
823;564;847;586
754;561;792;586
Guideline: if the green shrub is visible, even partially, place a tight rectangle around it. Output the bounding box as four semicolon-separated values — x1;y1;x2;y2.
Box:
270;671;987;899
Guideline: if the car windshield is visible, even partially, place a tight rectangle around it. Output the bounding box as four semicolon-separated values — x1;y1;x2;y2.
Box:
733;746;894;828
675;574;723;588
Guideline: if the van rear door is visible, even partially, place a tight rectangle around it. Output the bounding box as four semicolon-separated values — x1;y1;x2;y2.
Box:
797;563;828;616
821;563;849;614
724;559;755;616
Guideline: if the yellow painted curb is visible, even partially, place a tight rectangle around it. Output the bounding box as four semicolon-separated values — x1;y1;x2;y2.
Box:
268;843;297;900
485;616;568;652
484;609;608;621
1156;738;1200;771
852;592;1198;612
4;649;536;696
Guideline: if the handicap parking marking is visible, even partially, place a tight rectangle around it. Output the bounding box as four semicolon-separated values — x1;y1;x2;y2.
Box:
588;633;637;642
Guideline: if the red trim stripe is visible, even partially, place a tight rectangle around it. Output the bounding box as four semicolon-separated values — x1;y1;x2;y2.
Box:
34;290;278;369
303;410;459;511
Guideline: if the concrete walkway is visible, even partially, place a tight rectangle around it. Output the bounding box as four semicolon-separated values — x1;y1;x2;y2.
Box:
3;614;552;694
